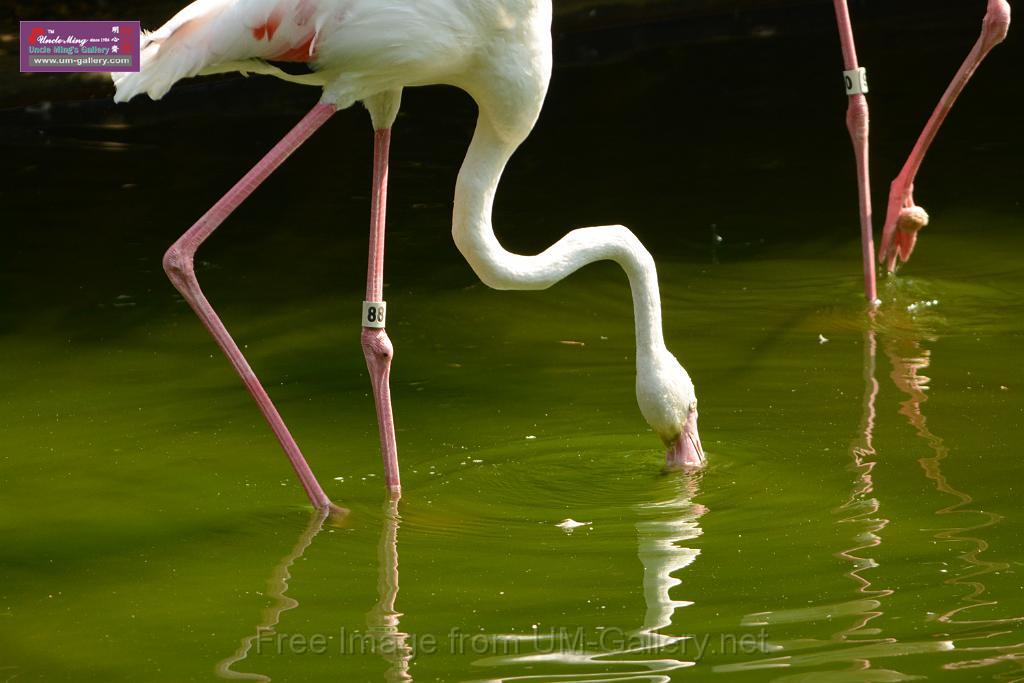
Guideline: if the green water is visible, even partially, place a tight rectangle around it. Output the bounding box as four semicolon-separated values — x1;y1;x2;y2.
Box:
3;10;1024;681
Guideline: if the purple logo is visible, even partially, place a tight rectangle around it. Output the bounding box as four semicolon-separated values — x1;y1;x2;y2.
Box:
20;20;140;73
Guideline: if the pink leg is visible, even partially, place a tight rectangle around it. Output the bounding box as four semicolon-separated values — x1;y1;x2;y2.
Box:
878;0;1011;272
163;102;339;511
833;0;877;303
361;128;401;493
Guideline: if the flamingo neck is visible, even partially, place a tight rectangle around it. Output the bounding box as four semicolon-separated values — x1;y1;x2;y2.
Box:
451;114;668;366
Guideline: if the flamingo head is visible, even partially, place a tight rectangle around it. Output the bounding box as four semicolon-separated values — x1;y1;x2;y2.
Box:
636;348;704;468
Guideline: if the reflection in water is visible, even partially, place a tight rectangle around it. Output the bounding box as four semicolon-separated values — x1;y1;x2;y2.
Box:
731;327;950;680
216;507;330;681
836;330;889;616
215;497;411;682
827;329;900;678
366;495;414;682
470;475;706;682
634;478;706;654
196;322;1024;682
882;335;1024;679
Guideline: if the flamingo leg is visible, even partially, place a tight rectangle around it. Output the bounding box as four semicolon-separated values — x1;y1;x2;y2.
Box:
162;101;339;511
878;0;1011;273
361;127;401;493
832;0;877;303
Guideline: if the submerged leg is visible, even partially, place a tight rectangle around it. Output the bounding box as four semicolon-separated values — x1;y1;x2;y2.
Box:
361;127;401;493
163;101;338;511
878;0;1011;272
832;0;877;303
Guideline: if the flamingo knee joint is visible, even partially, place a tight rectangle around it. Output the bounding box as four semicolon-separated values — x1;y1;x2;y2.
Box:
162;244;198;294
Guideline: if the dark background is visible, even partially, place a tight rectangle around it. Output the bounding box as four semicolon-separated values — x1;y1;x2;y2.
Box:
1;0;1021;335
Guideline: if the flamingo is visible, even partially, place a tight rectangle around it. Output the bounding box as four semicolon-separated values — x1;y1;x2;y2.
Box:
831;0;1010;292
111;0;704;511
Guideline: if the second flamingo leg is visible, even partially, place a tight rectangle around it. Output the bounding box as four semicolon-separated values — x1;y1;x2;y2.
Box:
163;101;339;511
832;0;877;303
878;0;1011;272
361;127;401;493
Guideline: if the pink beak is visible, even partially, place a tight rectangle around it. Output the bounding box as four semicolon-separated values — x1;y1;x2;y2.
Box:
665;409;705;468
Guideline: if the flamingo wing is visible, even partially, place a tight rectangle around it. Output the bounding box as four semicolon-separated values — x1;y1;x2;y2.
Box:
112;0;330;102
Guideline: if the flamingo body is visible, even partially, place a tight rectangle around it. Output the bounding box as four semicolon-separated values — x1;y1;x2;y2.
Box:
113;0;704;505
115;0;486;105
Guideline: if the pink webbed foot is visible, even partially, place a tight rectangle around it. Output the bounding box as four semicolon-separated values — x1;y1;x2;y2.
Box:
893;205;929;265
880;191;930;272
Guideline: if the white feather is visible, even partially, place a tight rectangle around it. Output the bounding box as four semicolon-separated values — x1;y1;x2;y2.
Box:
111;0;702;463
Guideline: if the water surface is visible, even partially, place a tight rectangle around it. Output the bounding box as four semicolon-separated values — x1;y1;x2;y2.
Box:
2;8;1023;681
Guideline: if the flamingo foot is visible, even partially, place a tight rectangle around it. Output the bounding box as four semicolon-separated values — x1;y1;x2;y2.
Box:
894;205;929;265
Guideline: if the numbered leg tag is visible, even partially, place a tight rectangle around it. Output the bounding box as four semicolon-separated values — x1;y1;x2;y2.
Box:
362;301;387;328
843;67;868;95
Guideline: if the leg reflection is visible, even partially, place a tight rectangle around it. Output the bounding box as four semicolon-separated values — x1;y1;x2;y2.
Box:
366;493;413;682
831;330;893;646
214;497;411;682
216;508;331;681
729;329;948;679
882;335;1022;678
884;335;1008;624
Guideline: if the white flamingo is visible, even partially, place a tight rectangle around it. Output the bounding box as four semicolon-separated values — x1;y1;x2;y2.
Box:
112;0;704;510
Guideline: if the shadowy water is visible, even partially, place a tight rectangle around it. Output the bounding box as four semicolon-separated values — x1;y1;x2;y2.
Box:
1;2;1023;681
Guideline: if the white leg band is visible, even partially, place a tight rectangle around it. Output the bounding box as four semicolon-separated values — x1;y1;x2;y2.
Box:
362;301;387;328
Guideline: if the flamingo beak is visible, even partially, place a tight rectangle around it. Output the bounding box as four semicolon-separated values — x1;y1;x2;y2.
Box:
665;409;705;469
